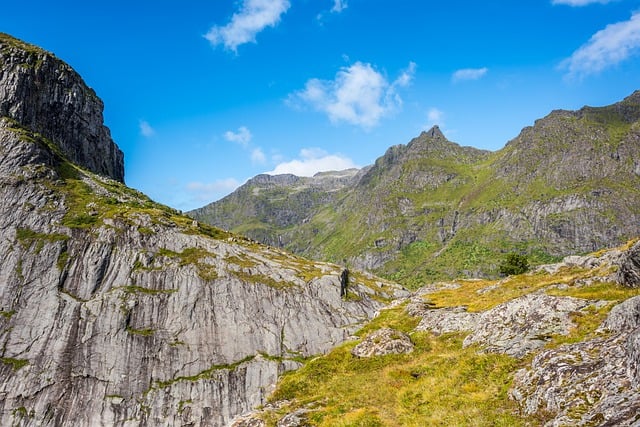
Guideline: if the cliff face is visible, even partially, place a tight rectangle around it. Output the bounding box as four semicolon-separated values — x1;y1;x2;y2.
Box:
0;33;124;182
196;95;640;286
0;37;406;426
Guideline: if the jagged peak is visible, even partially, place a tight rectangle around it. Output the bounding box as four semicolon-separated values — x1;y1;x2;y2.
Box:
422;125;446;140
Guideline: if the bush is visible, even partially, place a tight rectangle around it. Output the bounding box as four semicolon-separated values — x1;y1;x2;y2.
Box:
499;253;529;276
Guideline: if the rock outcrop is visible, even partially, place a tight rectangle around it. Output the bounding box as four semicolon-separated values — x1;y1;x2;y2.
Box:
0;35;406;426
511;296;640;426
351;328;414;358
0;33;124;182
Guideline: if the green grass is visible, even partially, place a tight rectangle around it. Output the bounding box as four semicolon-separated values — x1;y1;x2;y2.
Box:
267;323;526;426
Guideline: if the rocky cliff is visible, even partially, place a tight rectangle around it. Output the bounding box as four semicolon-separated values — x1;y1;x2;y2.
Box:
193;95;640;286
0;33;124;182
0;36;405;426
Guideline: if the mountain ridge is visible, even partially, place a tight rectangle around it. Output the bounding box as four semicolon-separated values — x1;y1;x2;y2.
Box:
192;93;640;286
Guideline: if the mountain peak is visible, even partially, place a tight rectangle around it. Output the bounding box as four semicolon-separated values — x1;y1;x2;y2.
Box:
422;125;446;139
0;33;124;181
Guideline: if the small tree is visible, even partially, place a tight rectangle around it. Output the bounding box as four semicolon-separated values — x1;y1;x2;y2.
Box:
499;253;529;276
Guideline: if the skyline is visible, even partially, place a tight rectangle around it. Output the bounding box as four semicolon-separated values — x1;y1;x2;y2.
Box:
2;0;640;210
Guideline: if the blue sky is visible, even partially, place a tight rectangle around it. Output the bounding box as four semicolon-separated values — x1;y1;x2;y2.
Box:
3;0;640;210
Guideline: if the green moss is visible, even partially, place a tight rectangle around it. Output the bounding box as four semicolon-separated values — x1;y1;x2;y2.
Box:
126;326;155;337
1;357;29;371
231;270;294;290
0;310;16;319
150;355;256;390
15;227;69;252
122;285;177;295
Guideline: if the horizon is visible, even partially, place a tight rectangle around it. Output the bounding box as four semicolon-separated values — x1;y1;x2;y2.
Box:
2;1;640;209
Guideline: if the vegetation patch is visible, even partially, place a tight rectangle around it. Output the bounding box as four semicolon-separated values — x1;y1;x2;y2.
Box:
157;247;219;281
122;285;177;295
267;313;526;426
15;227;68;253
150;355;256;390
126;326;155;337
231;270;294;290
1;357;29;371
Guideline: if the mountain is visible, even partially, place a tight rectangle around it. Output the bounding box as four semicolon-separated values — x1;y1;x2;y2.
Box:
191;96;640;287
0;33;405;426
190;168;365;246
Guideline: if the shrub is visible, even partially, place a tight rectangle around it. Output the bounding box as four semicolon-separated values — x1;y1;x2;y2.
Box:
499;253;529;276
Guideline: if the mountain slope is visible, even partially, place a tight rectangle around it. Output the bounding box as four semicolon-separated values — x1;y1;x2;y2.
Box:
190;168;364;246
192;96;640;287
0;34;405;426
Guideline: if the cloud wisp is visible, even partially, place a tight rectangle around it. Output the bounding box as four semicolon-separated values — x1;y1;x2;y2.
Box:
224;126;253;147
265;148;357;176
205;0;291;51
289;61;416;129
561;12;640;79
331;0;348;13
139;120;155;138
551;0;614;6
452;67;488;83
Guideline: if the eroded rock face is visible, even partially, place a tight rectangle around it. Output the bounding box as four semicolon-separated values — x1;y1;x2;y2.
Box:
351;328;414;358
0;33;124;181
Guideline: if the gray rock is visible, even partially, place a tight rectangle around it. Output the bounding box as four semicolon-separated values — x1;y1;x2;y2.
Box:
351;328;414;358
615;240;640;288
463;294;596;358
415;306;478;335
0;34;124;181
0;40;404;425
511;296;640;426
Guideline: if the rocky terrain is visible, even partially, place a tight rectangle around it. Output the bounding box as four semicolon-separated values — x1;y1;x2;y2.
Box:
3;32;640;427
192;97;640;286
0;34;406;426
237;240;640;426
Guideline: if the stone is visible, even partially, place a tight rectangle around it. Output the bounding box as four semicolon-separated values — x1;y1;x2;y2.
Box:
463;293;597;358
0;35;405;426
351;328;414;358
615;240;640;288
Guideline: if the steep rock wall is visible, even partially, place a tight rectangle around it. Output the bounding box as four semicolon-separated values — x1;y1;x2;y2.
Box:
0;33;124;182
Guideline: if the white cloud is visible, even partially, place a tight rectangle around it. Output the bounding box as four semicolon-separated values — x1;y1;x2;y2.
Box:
289;61;416;129
552;0;614;5
224;126;252;147
561;12;640;79
265;148;357;176
251;147;266;165
186;179;241;202
331;0;348;13
452;67;488;83
139;120;155;137
204;0;291;51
